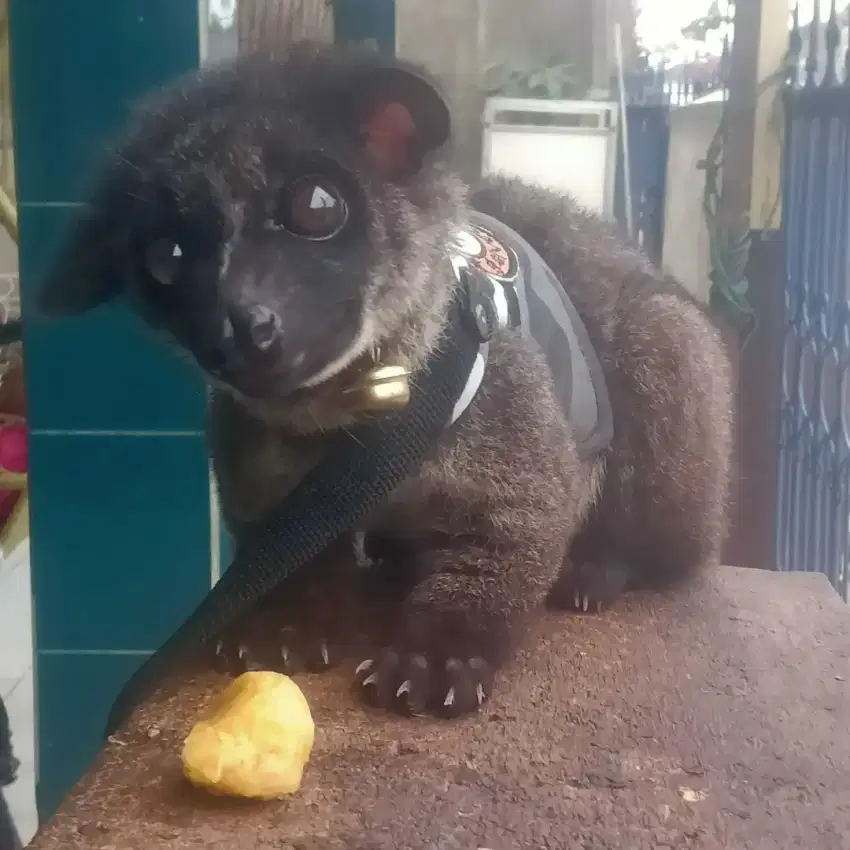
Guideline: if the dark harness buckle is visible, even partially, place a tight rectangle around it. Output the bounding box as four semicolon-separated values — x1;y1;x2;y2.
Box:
459;266;498;343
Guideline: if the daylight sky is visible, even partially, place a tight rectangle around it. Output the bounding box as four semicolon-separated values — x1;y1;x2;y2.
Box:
637;0;848;55
637;0;727;51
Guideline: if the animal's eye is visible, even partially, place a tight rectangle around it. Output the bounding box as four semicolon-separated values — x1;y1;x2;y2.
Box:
145;239;183;285
273;175;349;241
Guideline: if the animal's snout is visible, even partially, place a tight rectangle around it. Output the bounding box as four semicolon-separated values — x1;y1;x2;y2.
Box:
203;302;282;381
227;303;282;353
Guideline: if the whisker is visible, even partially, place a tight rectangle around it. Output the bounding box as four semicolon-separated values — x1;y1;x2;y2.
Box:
306;410;327;435
112;152;144;175
341;426;365;448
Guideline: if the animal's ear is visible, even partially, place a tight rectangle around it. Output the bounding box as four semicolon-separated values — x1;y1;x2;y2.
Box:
38;191;126;318
353;65;451;180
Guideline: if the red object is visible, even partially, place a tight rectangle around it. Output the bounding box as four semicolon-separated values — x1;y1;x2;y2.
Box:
0;419;28;532
0;421;27;474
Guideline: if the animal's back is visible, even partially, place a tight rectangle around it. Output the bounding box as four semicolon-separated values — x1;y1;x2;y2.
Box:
469;174;702;342
470;175;733;598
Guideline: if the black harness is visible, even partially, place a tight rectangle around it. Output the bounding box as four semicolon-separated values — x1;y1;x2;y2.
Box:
447;211;612;457
106;215;612;735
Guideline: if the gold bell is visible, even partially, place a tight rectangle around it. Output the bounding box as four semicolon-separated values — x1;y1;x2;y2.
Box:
347;364;411;412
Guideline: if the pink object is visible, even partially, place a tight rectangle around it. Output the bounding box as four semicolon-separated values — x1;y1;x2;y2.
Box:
0;422;27;474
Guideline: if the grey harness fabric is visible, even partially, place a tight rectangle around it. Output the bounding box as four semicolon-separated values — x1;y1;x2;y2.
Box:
449;210;613;459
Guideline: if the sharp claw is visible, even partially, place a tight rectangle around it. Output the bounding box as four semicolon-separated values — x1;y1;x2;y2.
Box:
574;591;581;609
396;680;412;697
237;644;248;659
281;646;289;664
320;641;330;666
596;600;603;613
362;672;379;687
353;531;371;568
444;687;456;707
215;640;224;656
355;659;374;676
476;683;485;705
582;595;589;613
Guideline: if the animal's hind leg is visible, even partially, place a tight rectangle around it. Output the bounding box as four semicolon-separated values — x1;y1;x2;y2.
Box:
551;291;733;613
549;471;728;615
547;532;633;614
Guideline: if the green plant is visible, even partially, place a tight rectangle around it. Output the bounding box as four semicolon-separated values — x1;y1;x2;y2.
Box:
484;59;587;100
697;54;789;343
682;1;735;42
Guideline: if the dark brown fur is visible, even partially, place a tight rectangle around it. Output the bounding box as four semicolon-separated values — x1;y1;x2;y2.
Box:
38;44;732;718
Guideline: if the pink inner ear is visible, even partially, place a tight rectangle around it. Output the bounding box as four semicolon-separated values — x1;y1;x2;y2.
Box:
363;102;416;173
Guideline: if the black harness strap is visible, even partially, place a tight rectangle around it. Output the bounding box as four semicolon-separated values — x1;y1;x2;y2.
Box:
105;278;482;736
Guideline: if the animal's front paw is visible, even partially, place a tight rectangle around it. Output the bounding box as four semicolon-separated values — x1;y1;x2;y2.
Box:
211;620;344;677
355;651;493;718
208;549;365;677
353;609;507;718
554;558;631;614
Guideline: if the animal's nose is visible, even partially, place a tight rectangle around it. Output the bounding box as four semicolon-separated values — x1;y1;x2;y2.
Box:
202;304;281;380
228;303;282;353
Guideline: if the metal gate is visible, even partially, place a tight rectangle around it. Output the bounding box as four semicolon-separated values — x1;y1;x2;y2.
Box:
614;103;670;265
776;3;850;598
613;65;726;266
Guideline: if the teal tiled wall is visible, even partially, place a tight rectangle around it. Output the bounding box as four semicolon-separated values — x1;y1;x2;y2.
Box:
12;0;396;823
19;206;207;432
10;0;210;819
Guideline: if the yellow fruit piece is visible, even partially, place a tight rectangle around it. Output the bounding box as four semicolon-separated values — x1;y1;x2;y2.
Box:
181;670;315;800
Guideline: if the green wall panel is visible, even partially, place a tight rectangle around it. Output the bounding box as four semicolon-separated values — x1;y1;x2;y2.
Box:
11;0;399;824
10;0;208;821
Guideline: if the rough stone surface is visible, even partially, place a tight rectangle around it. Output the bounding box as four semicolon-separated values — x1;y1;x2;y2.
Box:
31;567;850;849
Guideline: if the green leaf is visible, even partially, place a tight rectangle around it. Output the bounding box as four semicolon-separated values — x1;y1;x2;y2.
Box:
729;276;750;296
486;57;587;100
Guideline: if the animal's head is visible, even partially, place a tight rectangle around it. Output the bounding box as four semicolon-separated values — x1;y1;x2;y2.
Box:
39;44;464;418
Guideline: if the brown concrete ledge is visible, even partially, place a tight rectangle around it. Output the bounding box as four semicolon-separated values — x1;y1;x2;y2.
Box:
31;567;850;849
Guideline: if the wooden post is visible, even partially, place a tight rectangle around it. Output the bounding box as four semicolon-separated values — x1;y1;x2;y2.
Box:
720;0;789;570
591;0;613;95
237;0;332;51
722;0;788;229
395;0;487;179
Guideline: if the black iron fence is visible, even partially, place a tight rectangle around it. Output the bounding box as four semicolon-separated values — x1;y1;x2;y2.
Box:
777;1;850;598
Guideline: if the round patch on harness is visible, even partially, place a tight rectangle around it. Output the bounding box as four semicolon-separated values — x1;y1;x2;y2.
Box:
455;224;519;282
